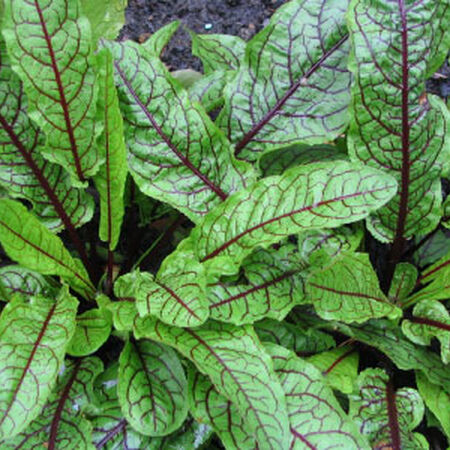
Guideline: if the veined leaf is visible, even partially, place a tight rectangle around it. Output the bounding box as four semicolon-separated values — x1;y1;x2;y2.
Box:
413;229;450;268
118;339;188;436
135;318;290;450
0;288;78;439
217;0;351;162
348;0;450;242
207;244;306;325
349;368;426;449
388;263;418;303
0;199;95;297
104;40;254;221
109;299;138;332
135;249;209;328
188;369;255;450
190;33;245;73
93;49;127;250
191;161;397;271
0;39;94;231
402;299;450;364
142;21;180;57
2;357;103;449
2;0;102;185
266;344;369;449
306;253;401;323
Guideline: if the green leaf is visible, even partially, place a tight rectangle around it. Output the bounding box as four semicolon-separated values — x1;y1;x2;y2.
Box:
104;40;254;221
67;308;112;357
349;368;426;449
118;339;188;436
207;244;306;325
413;229;450;268
402;299;450;364
109;299;139;332
93;49;127;250
0;287;78;439
2;0;102;185
217;0;351;162
306;253;401;323
0;198;95;297
2;356;102;449
135;318;290;450
443;195;450;229
416;372;450;440
266;343;369;449
80;0;126;44
188;369;255;449
0;38;94;231
307;346;359;394
135;249;209;327
142;21;180;57
388;263;418;304
190;33;245;73
162;418;213;450
347;0;450;242
191;161;397;271
171;69;203;89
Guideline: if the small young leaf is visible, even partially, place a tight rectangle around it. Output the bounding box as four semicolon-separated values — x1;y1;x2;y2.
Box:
388;263;418;304
142;21;180;57
349;368;425;449
307;253;401;323
135;318;290;450
0;198;95;297
118;339;188;436
0;288;78;439
402;299;450;364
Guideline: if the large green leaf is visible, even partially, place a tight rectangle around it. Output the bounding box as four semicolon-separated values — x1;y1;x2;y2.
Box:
0;38;94;231
2;0;102;185
347;0;450;242
2;356;102;449
135;318;290;450
104;40;254;222
0;198;95;297
118;339;188;436
0;288;78;439
306;253;401;323
217;0;351;162
93;49;127;250
190;161;397;271
349;368;426;449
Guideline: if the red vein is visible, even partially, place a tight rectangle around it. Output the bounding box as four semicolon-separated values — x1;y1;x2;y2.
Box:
234;35;348;157
323;348;355;375
290;426;317;449
419;258;450;283
156;282;201;320
386;380;401;450
408;316;450;332
308;283;389;304
95;419;127;449
34;0;85;181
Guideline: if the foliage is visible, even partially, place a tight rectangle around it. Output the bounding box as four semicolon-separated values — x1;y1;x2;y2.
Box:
0;0;449;448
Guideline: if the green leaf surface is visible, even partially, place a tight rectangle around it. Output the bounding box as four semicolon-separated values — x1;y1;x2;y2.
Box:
402;299;450;364
413;229;450;268
0;39;94;231
348;0;450;241
109;299;139;332
0;198;95;297
191;33;245;73
207;244;306;325
67;308;112;357
118;339;188;436
142;21;180;57
104;39;254;221
388;263;418;304
191;161;397;272
306;253;401;323
266;343;369;449
2;0;102;185
0;288;78;439
2;356;102;449
135;318;290;450
217;0;351;162
349;368;426;449
93;49;127;250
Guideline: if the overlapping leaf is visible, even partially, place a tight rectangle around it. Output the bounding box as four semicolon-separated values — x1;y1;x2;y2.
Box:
118;339;188;437
0;39;94;231
189;71;234;112
0;199;95;297
217;0;351;162
2;357;103;449
191;161;397;271
103;40;253;221
413;229;450;268
306;253;401;323
349;368;426;449
347;0;450;242
2;0;102;185
388;263;418;304
135;317;290;449
0;288;78;439
142;21;180;57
